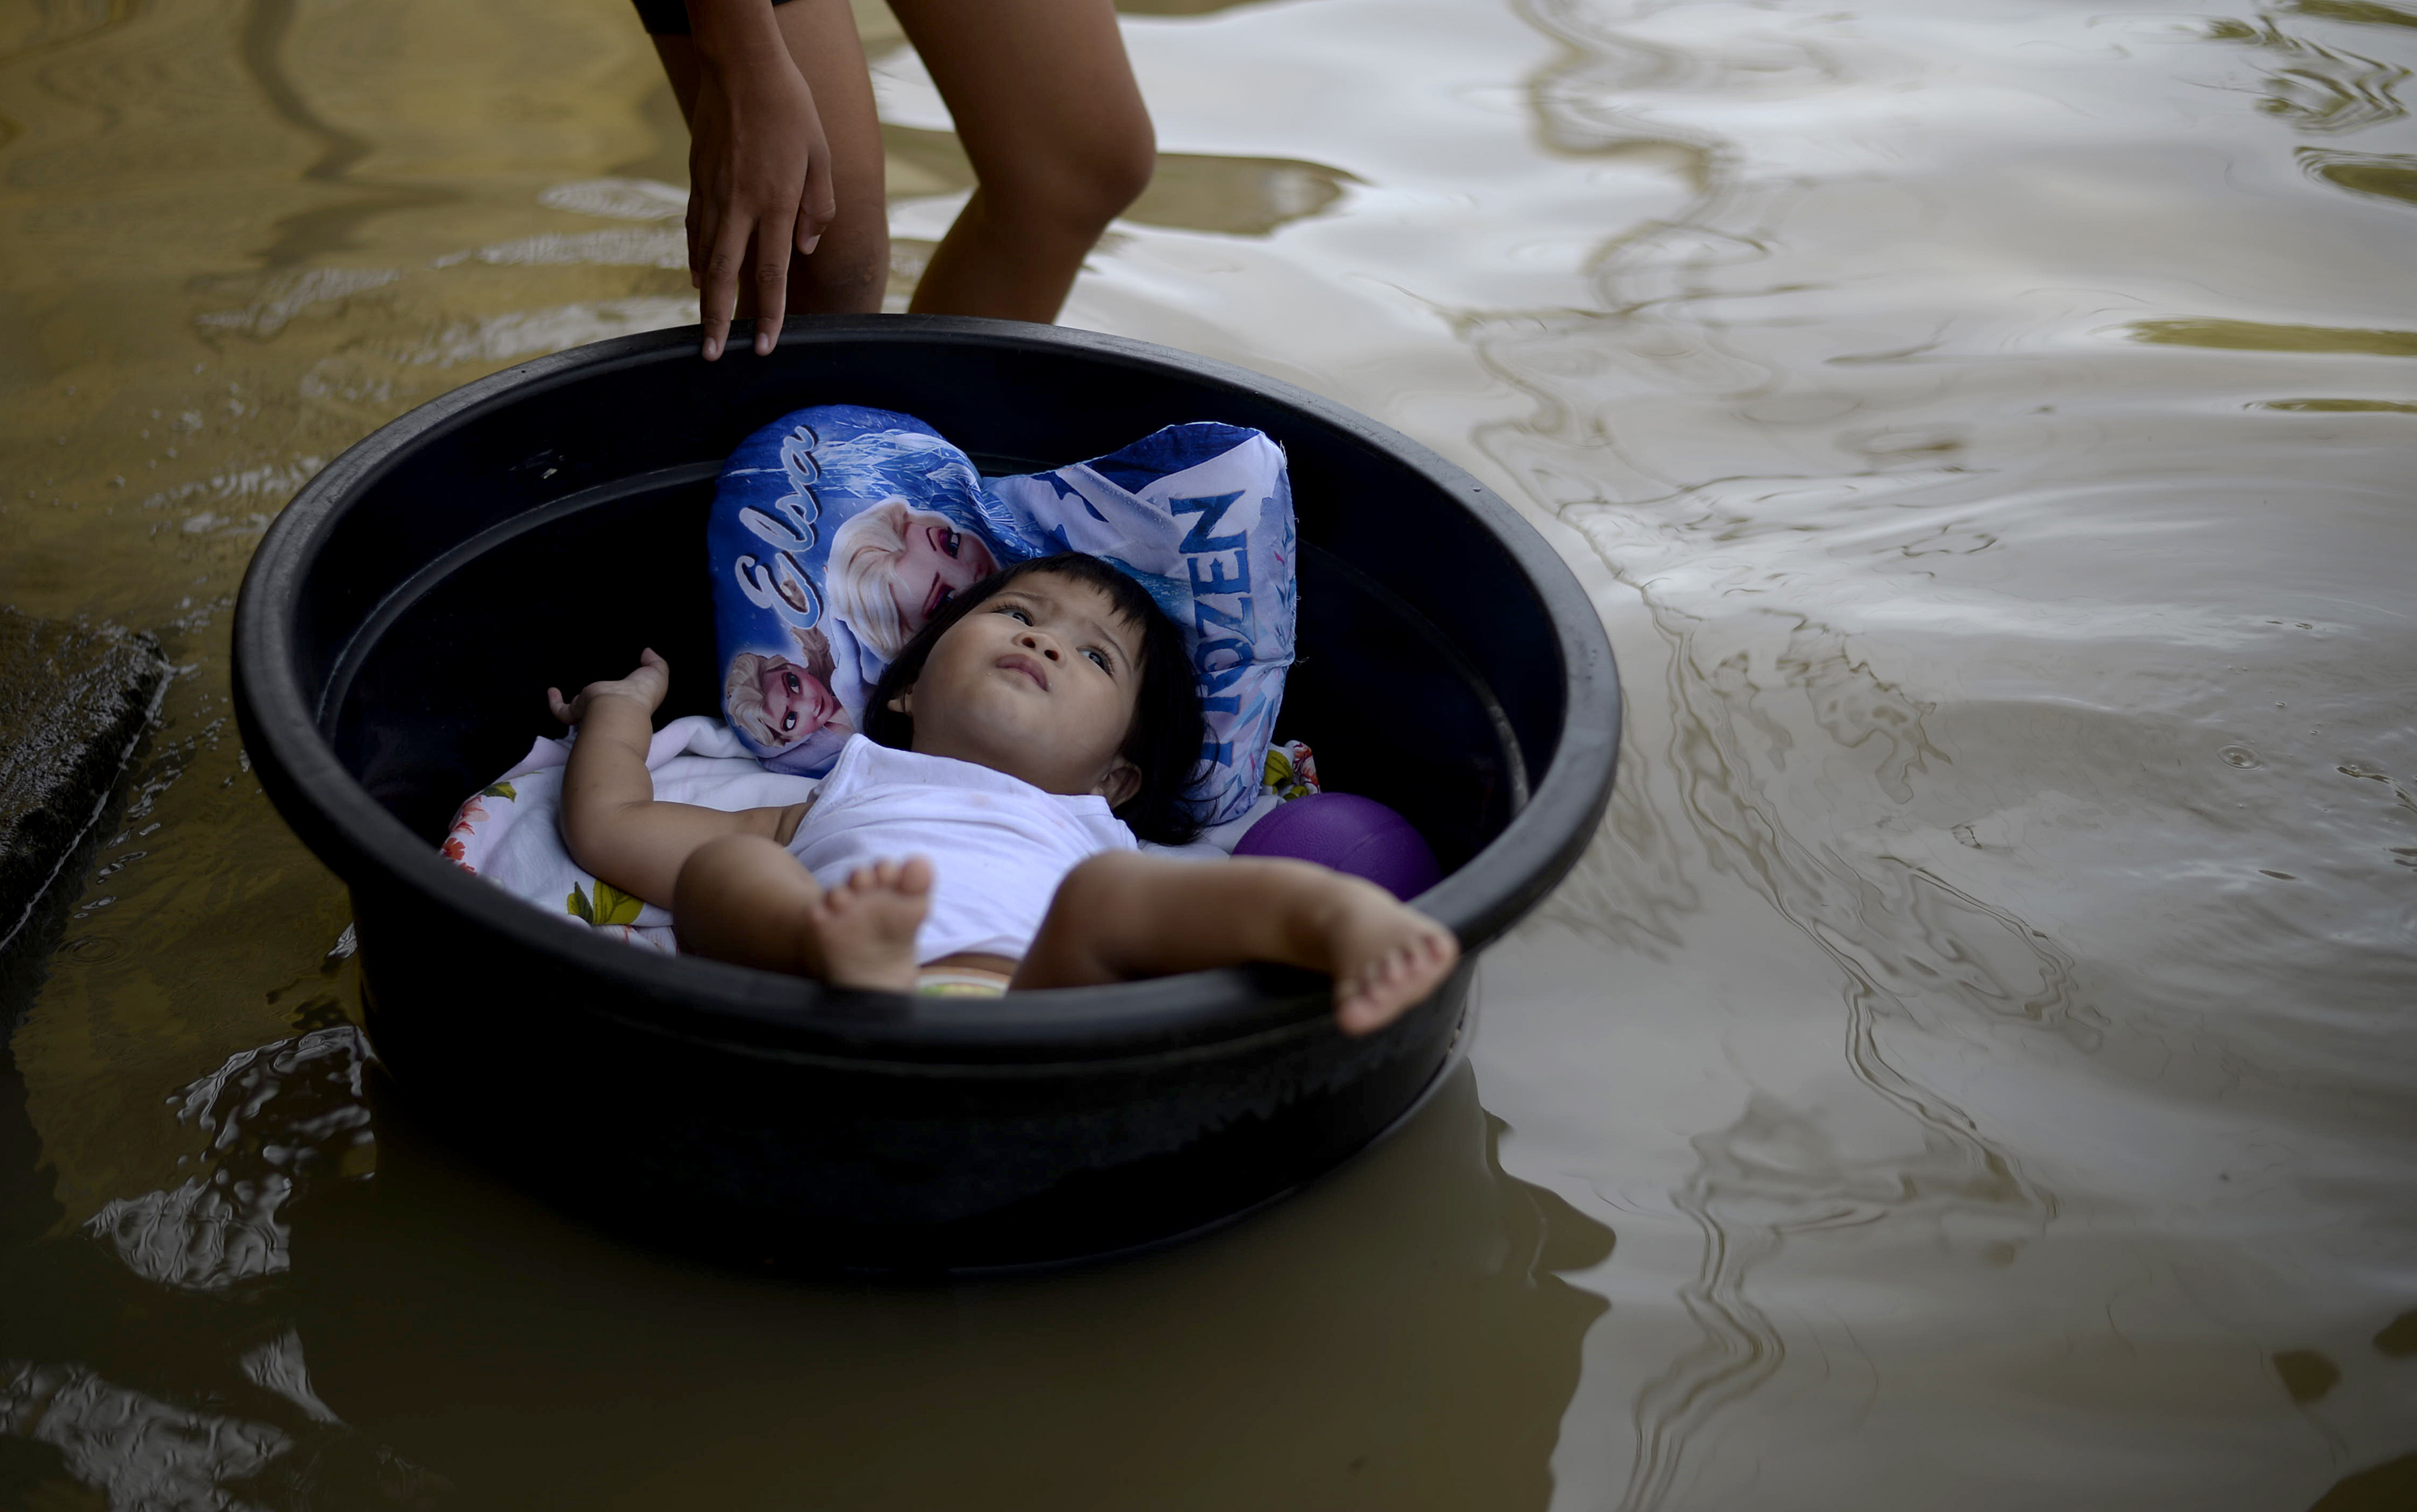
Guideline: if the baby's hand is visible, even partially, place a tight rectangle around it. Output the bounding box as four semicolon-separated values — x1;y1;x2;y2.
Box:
548;648;670;726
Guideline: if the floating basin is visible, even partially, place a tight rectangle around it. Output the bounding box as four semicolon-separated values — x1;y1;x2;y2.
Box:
232;316;1619;1272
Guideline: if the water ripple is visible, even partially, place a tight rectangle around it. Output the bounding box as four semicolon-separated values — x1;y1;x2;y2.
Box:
84;1026;372;1293
2204;10;2411;134
2296;146;2417;205
1615;1092;2046;1512
0;1361;292;1511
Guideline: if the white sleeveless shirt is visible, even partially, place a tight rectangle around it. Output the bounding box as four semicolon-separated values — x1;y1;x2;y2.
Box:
786;735;1136;963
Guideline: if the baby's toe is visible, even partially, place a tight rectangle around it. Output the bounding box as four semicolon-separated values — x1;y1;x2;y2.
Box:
1337;984;1389;1034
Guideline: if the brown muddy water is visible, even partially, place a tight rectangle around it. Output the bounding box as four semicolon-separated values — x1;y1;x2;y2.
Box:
3;0;2415;1506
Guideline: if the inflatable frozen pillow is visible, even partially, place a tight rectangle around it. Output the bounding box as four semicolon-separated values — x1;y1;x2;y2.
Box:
705;404;1296;826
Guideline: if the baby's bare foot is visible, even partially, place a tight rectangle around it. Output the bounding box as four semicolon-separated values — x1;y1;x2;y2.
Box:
1323;881;1461;1036
803;856;932;992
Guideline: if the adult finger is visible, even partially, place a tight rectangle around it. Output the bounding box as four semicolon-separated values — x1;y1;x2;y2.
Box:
701;209;752;362
795;145;837;260
752;195;802;357
685;183;704;292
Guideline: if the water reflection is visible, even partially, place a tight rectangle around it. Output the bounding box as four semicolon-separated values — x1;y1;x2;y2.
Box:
1399;0;2417;1501
2205;9;2410;133
290;1063;1609;1510
2;1016;1614;1509
236;0;458;264
2;1361;293;1509
2297;146;2417;203
0;1016;442;1507
2312;1455;2417;1511
85;1025;371;1293
2279;0;2417;28
2128;317;2417;354
1114;0;1287;14
885;122;1358;238
2264;396;2417;412
1617;1092;2049;1512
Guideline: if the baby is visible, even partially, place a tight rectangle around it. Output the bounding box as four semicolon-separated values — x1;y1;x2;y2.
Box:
548;553;1457;1034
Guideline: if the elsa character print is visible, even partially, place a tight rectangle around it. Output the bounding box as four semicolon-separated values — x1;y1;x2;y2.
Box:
723;624;856;773
825;497;1000;661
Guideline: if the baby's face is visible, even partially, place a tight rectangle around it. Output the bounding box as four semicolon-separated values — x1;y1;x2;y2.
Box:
886;514;998;636
905;574;1143;800
757;659;838;742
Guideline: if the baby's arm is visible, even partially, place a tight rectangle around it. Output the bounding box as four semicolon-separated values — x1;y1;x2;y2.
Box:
549;650;805;907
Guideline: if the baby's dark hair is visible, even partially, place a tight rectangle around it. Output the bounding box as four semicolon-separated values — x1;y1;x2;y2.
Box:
864;553;1205;845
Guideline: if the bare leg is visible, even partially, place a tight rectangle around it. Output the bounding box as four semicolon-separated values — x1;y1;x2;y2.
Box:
674;835;932;991
1015;853;1460;1034
650;0;890;318
889;0;1155;321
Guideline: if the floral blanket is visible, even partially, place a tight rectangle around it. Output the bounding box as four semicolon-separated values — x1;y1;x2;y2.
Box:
441;715;819;953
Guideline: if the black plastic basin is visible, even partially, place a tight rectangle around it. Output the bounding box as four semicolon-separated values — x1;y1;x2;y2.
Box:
232;316;1619;1273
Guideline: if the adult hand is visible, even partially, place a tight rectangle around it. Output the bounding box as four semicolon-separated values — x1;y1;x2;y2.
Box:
686;2;839;360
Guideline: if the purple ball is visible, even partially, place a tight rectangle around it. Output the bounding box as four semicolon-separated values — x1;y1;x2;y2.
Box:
1231;792;1442;901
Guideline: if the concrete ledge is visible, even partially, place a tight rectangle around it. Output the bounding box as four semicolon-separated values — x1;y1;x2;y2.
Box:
0;609;171;961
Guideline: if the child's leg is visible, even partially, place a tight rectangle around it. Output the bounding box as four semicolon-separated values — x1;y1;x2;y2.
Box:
888;0;1154;321
674;835;934;992
1014;854;1459;1034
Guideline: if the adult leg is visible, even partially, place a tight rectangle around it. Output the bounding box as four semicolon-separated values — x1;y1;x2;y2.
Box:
888;0;1155;321
649;0;890;321
674;836;932;989
1014;853;1459;1034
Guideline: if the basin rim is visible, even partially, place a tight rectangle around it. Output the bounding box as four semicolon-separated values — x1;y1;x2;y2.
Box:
232;315;1620;1064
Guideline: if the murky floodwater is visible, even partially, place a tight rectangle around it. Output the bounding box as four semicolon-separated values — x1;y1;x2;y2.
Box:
4;0;2415;1505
